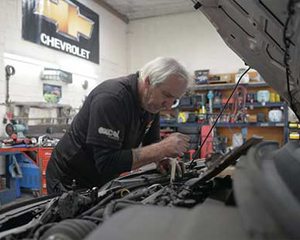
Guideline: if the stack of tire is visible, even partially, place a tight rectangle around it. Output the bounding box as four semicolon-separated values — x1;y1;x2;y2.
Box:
177;126;200;161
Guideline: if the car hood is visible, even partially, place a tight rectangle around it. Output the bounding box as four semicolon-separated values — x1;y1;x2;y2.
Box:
197;0;300;118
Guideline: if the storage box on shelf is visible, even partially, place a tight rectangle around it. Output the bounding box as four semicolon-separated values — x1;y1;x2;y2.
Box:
288;122;300;140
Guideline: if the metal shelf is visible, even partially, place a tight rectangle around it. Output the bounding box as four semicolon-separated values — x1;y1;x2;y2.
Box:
11;101;71;109
245;102;286;108
180;102;286;110
162;81;289;144
213;102;286;108
160;123;198;128
160;122;286;128
189;82;269;91
216;122;285;127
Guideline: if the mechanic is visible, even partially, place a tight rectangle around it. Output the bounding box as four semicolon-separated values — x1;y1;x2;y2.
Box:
46;57;191;194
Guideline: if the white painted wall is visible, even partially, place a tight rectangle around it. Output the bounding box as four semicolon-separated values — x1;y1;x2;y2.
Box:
0;0;128;136
0;0;128;104
127;11;244;75
0;4;248;138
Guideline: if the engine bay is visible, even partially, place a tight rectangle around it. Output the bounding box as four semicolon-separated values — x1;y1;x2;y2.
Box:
0;137;264;240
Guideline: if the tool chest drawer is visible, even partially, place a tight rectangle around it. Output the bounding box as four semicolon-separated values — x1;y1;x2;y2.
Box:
38;147;53;195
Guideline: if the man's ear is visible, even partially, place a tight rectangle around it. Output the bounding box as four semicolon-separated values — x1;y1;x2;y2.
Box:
145;76;151;87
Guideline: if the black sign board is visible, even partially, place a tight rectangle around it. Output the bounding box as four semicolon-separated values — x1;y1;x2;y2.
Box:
22;0;99;64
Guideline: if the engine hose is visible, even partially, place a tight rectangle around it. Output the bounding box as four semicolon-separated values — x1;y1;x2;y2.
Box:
79;192;115;217
40;219;97;240
91;208;105;218
82;215;103;223
103;200;141;220
32;223;56;239
122;187;150;200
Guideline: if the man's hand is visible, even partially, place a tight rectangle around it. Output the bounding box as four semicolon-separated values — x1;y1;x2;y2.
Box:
159;133;190;158
156;158;185;178
131;133;190;170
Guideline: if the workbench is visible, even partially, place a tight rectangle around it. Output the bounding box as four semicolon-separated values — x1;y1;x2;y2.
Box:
0;146;53;205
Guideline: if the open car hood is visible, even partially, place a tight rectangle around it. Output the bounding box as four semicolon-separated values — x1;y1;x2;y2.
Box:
196;0;300;118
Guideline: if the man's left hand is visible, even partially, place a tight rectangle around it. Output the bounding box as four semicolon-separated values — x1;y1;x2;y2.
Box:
156;158;185;178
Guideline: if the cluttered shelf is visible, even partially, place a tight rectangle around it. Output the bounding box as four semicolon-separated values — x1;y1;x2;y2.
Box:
0;100;73;205
160;122;286;128
160;70;289;159
189;81;269;91
179;102;287;111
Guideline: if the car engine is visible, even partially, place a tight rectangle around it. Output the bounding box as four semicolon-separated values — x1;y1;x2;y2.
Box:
0;137;262;240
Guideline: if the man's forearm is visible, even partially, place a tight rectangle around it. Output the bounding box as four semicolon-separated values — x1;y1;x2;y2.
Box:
131;142;165;170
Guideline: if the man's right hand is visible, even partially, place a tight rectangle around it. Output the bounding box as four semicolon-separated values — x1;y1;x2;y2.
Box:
159;133;190;158
131;133;190;170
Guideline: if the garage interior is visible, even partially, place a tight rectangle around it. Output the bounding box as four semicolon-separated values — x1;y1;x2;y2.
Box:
0;1;299;240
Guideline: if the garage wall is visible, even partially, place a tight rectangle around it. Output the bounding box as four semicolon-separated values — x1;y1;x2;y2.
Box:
0;0;127;107
0;0;128;136
127;11;245;75
0;4;248;138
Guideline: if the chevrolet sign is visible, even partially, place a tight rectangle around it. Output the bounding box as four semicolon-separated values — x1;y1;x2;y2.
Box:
22;0;99;64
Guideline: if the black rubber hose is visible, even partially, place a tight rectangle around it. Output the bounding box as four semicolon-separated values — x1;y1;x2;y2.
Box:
40;219;97;240
103;200;141;220
79;192;115;217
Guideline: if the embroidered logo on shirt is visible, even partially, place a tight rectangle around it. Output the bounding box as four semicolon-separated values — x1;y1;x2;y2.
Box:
98;127;120;141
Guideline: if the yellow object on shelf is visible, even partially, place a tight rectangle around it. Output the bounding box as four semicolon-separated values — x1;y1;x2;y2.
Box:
178;112;187;123
270;92;276;102
289;122;300;128
289;132;300;140
198;105;206;114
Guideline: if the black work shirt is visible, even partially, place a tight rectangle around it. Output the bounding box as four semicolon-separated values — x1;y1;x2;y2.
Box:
48;73;160;189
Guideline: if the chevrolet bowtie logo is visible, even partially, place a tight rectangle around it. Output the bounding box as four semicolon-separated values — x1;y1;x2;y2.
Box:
34;0;94;41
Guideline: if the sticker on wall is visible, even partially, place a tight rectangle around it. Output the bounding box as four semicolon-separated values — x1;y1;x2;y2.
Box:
22;0;99;64
43;83;62;103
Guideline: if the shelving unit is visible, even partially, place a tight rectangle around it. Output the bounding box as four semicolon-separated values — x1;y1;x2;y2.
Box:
4;101;72;138
160;80;289;156
191;82;269;91
161;121;287;128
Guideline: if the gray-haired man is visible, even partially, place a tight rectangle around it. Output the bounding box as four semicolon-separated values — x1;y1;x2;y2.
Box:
46;57;191;194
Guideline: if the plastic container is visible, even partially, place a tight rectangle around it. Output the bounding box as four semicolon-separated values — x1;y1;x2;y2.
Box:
235;68;250;83
268;109;283;122
257;90;270;103
15;179;21;198
18;162;41;190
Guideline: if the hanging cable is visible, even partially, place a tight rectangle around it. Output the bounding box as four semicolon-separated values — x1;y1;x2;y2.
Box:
189;66;251;169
